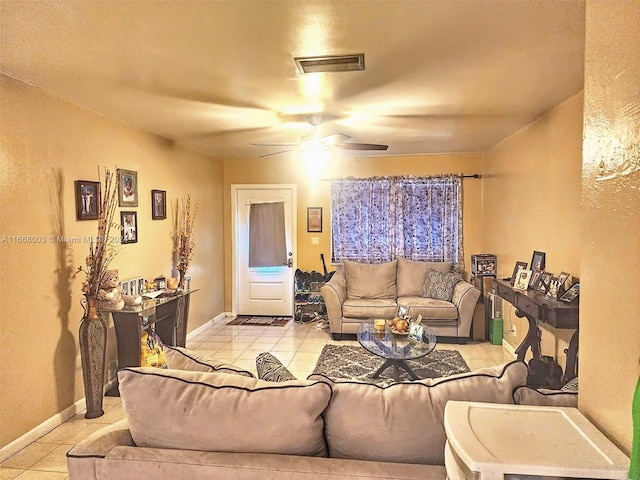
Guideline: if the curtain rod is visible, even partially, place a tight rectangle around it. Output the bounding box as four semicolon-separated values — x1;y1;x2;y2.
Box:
319;173;480;181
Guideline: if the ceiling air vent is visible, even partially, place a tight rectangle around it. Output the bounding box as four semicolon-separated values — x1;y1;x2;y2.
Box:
294;54;365;74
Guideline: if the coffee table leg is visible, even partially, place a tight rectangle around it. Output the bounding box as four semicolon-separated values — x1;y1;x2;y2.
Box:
371;359;393;379
399;361;420;381
372;359;419;382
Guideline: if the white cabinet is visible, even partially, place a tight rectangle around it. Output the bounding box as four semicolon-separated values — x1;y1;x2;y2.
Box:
444;401;630;480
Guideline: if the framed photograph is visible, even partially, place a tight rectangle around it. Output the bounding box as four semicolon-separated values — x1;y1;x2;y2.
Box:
151;189;166;220
121;281;130;296
121;211;138;244
529;269;543;290
74;180;101;220
557;271;571;289
408;323;424;343
530;251;546;272
559;283;580;303
513;268;532;291
307;207;322;232
137;277;146;295
537;271;553;293
510;261;528;284
128;279;138;296
397;305;409;319
118;169;138;207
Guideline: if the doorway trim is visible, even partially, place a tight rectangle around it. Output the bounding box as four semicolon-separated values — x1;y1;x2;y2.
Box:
231;184;297;317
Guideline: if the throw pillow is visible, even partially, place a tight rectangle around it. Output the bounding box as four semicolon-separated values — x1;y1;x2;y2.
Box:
419;268;462;301
343;259;397;299
396;257;453;297
163;345;254;378
255;352;298;382
561;377;579;392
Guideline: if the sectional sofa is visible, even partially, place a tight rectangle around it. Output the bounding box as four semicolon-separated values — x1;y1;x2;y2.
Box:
66;350;580;480
321;258;481;341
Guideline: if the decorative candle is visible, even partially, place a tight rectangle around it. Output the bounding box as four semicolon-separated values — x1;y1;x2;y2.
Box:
373;319;386;332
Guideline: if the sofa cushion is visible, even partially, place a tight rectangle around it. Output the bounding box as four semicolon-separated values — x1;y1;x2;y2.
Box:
118;367;331;457
419;269;462;301
255;352;297;382
163;345;254;377
397;296;459;320
342;298;398;319
322;361;527;465
396;257;453;297
344;259;397;299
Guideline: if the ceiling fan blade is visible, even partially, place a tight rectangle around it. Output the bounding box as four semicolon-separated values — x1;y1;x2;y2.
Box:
338;143;389;151
250;142;301;147
257;149;296;158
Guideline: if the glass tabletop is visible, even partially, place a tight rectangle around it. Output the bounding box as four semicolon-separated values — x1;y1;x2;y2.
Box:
100;289;199;314
357;320;437;361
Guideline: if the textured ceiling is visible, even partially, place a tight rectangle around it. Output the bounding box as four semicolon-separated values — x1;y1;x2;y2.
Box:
0;0;585;160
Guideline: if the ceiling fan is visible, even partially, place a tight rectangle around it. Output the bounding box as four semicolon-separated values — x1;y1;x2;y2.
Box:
250;115;388;158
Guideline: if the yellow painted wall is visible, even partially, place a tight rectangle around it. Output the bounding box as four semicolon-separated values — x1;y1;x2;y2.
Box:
222;154;483;311
0;75;225;447
482;92;584;368
580;0;639;453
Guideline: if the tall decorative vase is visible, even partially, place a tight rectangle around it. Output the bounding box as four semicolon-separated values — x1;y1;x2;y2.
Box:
79;294;107;419
178;269;186;289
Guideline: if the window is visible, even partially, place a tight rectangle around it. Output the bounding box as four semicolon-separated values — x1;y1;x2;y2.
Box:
330;175;463;266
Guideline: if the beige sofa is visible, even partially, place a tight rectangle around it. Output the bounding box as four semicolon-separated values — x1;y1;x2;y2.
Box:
321;258;481;341
67;361;543;480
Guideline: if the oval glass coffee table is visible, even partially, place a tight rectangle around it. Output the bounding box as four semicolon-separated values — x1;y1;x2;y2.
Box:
357;320;437;382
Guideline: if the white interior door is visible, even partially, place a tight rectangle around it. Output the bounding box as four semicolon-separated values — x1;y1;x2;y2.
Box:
234;186;295;316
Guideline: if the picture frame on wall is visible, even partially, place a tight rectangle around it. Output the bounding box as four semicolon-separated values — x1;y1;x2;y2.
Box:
121;211;138;244
307;207;322;233
118;169;138;207
509;261;528;284
74;180;101;220
530;250;546;272
151;189;166;220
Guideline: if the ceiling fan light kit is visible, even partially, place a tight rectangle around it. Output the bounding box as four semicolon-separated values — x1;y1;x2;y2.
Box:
251;112;388;157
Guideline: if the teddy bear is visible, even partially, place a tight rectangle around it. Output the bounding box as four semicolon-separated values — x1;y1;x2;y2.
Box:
97;269;141;311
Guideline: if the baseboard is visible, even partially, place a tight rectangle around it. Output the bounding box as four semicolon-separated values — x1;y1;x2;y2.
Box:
1;312;226;462
502;338;517;359
186;311;226;340
0;395;86;463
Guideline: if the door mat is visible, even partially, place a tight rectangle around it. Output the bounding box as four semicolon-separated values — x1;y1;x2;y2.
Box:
227;315;292;327
311;344;470;386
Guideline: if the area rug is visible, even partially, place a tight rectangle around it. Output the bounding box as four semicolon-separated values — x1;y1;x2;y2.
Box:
227;315;292;326
311;344;470;386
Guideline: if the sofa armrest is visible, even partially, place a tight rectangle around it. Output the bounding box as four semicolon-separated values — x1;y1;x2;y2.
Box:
320;267;346;334
512;385;578;407
451;281;480;338
67;419;134;480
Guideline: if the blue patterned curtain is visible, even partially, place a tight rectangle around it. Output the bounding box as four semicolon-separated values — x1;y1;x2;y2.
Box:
331;175;463;267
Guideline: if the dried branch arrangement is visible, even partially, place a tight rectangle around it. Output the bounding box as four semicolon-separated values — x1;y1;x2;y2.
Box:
78;168;121;296
175;195;200;278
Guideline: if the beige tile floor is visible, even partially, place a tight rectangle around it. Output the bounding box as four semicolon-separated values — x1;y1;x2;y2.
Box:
0;317;512;479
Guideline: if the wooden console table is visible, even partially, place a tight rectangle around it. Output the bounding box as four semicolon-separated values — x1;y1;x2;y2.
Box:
105;289;197;394
493;279;579;383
